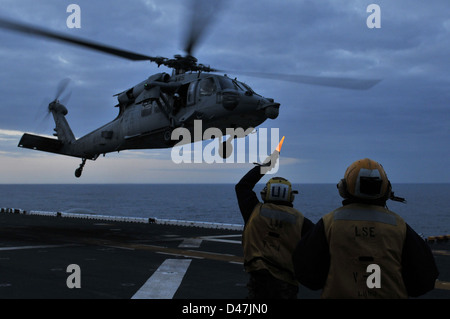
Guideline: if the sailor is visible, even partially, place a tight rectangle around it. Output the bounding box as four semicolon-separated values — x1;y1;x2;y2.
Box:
235;151;314;299
292;158;439;298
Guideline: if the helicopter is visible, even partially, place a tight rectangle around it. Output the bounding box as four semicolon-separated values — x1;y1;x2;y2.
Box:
0;1;380;178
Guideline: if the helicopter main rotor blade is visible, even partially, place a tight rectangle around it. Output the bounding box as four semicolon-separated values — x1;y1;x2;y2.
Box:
217;70;381;90
183;0;223;56
0;17;158;61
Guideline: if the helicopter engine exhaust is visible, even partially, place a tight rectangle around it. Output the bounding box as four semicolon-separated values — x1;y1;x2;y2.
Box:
116;73;171;107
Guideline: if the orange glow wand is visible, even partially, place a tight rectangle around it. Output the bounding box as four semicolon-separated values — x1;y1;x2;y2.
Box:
275;136;285;153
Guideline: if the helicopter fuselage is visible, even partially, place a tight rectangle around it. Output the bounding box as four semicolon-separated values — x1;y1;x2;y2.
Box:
4;4;378;178
19;72;280;171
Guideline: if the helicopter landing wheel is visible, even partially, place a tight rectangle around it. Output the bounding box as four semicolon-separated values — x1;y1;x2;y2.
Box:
75;158;86;178
75;168;82;178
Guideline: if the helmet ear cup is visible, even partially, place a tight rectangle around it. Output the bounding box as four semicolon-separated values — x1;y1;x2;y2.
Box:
337;178;349;199
383;180;392;201
290;190;298;203
260;186;268;202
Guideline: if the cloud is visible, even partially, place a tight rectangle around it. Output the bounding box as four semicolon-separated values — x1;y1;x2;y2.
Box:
0;0;448;183
0;146;304;184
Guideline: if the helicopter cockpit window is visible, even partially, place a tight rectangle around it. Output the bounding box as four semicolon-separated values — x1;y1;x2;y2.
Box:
239;81;260;96
199;78;216;96
217;76;260;95
217;76;237;90
233;81;245;91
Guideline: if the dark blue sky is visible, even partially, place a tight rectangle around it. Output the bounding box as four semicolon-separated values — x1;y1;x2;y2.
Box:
0;0;448;183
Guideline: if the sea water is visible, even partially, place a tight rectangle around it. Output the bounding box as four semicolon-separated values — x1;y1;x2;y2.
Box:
0;183;448;237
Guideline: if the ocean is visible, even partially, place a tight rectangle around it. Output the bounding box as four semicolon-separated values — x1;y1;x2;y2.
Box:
0;183;449;238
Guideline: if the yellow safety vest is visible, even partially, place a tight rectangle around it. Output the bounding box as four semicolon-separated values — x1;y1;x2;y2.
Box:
242;202;305;286
322;203;408;298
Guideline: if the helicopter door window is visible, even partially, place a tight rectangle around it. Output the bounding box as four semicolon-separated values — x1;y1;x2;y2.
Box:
199;78;216;96
187;80;198;106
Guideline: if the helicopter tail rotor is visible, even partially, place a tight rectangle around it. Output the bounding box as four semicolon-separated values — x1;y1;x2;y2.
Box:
32;78;73;133
41;78;76;143
54;78;72;104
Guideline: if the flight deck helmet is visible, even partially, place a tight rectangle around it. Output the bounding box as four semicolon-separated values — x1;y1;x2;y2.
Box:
337;158;391;201
261;177;298;203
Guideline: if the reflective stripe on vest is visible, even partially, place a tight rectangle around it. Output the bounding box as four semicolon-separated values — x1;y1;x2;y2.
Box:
333;209;397;226
260;207;298;224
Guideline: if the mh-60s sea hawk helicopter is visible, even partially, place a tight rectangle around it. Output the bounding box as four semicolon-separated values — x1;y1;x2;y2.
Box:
0;1;380;178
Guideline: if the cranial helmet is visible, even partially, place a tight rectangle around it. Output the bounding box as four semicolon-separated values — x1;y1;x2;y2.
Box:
337;158;391;201
261;177;298;203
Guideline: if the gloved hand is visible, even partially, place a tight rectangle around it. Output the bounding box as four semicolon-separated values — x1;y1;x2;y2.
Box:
253;136;284;174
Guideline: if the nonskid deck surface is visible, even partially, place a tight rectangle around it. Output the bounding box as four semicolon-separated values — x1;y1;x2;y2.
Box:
0;209;448;299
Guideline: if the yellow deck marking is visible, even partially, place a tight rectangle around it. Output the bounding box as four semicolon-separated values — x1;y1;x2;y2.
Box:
81;237;243;263
432;249;450;256
124;243;244;263
435;280;450;290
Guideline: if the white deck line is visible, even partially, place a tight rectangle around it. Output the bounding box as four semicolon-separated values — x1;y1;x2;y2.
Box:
131;259;192;299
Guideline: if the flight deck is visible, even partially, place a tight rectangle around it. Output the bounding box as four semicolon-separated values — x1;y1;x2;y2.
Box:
0;208;448;300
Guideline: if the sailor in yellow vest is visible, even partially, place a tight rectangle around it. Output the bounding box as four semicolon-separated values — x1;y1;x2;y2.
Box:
236;151;314;299
292;158;439;298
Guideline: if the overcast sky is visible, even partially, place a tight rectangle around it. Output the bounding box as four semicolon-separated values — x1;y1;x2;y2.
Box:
0;0;448;184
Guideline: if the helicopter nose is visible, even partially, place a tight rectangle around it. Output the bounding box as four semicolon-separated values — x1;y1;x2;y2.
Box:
261;101;280;119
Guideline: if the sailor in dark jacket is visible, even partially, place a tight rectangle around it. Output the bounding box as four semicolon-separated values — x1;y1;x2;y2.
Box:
292;158;439;298
236;149;314;299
